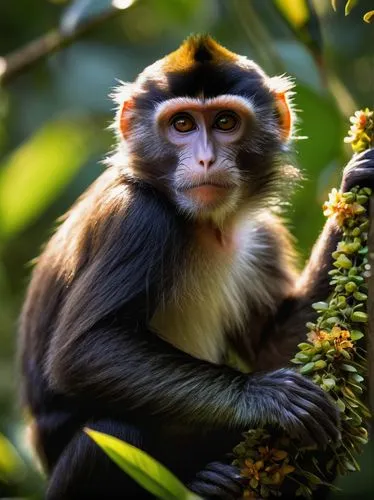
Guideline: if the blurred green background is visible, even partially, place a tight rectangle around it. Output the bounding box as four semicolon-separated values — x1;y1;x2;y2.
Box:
0;0;373;498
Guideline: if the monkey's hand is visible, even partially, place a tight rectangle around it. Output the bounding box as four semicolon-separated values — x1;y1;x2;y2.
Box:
341;148;374;192
189;462;244;500
251;368;340;447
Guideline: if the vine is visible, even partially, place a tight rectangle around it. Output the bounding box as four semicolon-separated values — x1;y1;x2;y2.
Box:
233;109;373;498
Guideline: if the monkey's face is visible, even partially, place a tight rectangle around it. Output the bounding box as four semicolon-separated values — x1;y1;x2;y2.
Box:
114;35;298;224
155;96;252;221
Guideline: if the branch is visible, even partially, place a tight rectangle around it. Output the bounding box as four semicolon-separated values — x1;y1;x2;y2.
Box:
367;198;374;411
0;6;124;86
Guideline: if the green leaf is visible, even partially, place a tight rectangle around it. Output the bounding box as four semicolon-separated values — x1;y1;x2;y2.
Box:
300;362;315;374
345;0;358;16
0;432;26;483
302;471;323;485
0;118;96;239
298;342;313;351
295;352;311;362
341;363;357;373
85;428;200;500
313;359;327;370
336;398;346;412
322;378;336;390
349;373;364;383
312;301;329;311
350;311;368;323
350;330;364;341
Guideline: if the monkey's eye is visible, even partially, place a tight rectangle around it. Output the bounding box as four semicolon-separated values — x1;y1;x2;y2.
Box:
171;114;196;133
213;112;239;132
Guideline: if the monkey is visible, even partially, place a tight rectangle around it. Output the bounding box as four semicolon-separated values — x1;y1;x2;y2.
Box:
18;35;374;500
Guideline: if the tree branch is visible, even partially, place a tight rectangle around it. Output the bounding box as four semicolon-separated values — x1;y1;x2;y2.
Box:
0;7;124;86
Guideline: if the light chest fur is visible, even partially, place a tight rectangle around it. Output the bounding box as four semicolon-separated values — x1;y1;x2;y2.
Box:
151;213;292;364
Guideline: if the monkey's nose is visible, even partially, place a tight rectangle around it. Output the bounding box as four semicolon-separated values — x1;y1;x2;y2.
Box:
198;158;215;169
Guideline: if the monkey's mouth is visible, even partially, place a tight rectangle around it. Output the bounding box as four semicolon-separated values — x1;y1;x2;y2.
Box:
179;182;233;206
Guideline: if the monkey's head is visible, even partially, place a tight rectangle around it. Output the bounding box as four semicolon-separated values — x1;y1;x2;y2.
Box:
111;35;297;224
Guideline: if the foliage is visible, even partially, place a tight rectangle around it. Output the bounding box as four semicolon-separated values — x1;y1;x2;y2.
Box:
331;0;374;23
84;428;201;500
0;0;373;499
233;110;373;498
0;118;97;239
0;432;26;485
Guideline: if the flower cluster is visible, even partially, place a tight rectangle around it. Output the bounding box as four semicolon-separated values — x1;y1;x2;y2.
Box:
344;108;373;153
233;430;296;499
323;188;366;226
233;109;373;499
301;185;371;479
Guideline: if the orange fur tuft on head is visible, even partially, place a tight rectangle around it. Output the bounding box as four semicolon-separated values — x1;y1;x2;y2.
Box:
163;34;238;73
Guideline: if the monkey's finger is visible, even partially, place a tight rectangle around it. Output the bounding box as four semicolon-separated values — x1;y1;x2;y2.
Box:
291;385;340;423
195;471;243;497
280;409;311;443
196;464;243;496
345;148;374;170
189;479;237;500
290;404;331;447
204;462;243;483
352;148;374;162
342;167;374;191
292;398;340;444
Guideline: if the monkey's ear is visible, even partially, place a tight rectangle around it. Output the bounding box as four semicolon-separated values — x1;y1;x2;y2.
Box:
119;98;135;139
268;75;295;142
273;91;293;142
111;82;134;139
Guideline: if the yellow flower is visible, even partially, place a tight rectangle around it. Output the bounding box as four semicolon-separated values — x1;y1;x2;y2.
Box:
243;491;258;498
307;329;329;346
323;189;365;225
344;108;373;153
243;458;263;481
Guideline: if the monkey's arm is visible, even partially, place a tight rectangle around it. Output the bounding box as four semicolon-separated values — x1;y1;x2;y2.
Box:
256;148;374;370
44;185;337;442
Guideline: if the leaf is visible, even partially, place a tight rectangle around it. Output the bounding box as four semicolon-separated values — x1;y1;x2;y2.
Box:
300;362;315;374
274;0;309;29
341;363;357;372
312;301;329;311
302;471;323;485
336;398;346;412
295;352;311;362
85;428;200;500
349;373;364;383
345;0;358;16
313;359;327;370
298;342;313;351
0;118;95;239
322;377;336;390
350;330;364;340
343;459;359;472
350;311;368;323
0;432;26;484
363;10;374;23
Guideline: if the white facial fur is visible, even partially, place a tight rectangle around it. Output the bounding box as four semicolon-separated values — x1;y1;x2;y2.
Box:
155;95;256;224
